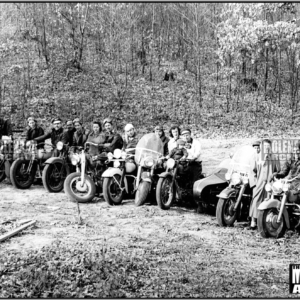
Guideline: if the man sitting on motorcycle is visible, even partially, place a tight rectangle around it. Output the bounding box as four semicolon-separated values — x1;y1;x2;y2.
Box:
71;118;90;151
0;116;13;140
102;118;123;153
65;120;76;147
181;128;202;182
166;139;188;174
25;117;45;149
154;125;169;156
34;117;69;157
123;123;138;155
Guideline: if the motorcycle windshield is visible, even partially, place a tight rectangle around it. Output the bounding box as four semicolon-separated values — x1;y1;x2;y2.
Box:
229;145;257;175
135;133;164;165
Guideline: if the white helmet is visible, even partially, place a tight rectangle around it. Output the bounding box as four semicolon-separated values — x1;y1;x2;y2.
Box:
124;123;134;132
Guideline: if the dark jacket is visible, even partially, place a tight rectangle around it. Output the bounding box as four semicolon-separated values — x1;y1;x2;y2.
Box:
278;159;300;179
86;131;106;156
123;133;139;153
66;128;76;147
34;127;69;147
160;134;169;156
102;131;124;153
73;128;90;148
0;118;13;139
169;147;188;160
25;126;45;149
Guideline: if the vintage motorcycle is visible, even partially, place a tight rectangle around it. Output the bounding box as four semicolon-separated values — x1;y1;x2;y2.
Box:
102;148;137;205
156;158;198;210
134;133;164;206
216;145;256;227
257;175;300;238
42;141;72;193
64;142;110;203
193;157;232;214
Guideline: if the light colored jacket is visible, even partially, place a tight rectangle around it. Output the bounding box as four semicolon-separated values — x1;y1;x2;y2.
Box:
168;138;178;153
186;138;201;161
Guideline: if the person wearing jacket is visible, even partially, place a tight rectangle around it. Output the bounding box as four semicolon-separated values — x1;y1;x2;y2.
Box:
168;125;181;153
122;123;138;155
65;120;76;147
71;118;90;150
25;118;44;149
101;118;123;153
0;117;13;140
154;125;169;156
34;118;69;157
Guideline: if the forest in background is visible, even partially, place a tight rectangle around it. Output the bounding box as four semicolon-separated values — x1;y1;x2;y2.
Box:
0;3;300;138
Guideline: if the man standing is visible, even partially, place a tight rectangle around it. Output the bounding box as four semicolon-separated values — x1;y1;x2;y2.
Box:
249;139;280;229
181;128;202;182
0;116;13;140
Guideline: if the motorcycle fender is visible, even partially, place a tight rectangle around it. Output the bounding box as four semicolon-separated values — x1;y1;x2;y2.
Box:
102;167;128;193
141;177;152;183
158;171;172;178
217;187;236;199
44;157;70;174
258;199;290;229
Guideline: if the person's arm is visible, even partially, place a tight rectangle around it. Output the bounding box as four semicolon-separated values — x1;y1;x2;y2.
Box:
34;131;51;143
181;148;188;160
61;131;70;145
277;160;291;178
187;139;201;160
105;134;124;152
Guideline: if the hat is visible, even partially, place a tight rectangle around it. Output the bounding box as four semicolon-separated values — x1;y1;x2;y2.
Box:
181;128;191;135
252;140;261;147
124;123;134;132
73;118;82;125
27;117;36;123
103;117;113;126
51;117;62;124
176;139;185;146
155;125;163;131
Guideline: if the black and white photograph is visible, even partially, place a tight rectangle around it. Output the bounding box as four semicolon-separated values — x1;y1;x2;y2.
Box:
1;2;300;298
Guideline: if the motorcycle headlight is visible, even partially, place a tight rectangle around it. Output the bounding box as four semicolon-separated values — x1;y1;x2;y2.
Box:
107;152;114;160
231;173;241;185
225;172;231;181
265;183;272;192
121;151;127;159
166;158;175;169
113;149;122;159
113;161;121;168
57;141;63;150
71;154;81;165
272;180;283;194
283;183;289;192
144;157;154;167
242;176;249;185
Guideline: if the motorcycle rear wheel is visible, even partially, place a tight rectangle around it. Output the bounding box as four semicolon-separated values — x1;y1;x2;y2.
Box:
257;208;286;238
10;159;36;189
103;175;124;205
135;181;151;206
216;196;239;227
156;176;175;210
64;172;96;203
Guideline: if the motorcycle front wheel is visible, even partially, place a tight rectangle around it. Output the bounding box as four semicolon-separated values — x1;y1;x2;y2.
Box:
257;208;286;238
135;181;151;206
64;172;96;203
10;159;36;189
103;175;124;205
42;162;68;193
0;161;6;182
216;196;239;227
156;176;175;210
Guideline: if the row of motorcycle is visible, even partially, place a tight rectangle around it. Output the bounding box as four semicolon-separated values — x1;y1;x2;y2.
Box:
1;133;300;239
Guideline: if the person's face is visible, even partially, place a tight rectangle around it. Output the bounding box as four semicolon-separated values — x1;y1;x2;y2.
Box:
74;122;82;131
53;121;62;130
182;132;191;143
126;128;135;137
93;124;100;133
253;145;260;154
104;123;112;132
171;128;179;139
66;121;74;131
263;142;271;154
155;129;163;138
28;120;36;128
293;147;300;161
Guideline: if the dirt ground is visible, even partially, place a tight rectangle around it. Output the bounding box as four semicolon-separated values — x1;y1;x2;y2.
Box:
0;138;299;297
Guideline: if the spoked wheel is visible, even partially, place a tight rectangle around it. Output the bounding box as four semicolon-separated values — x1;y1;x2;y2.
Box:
103;175;125;205
42;162;68;193
64;172;96;203
257;208;286;238
156;176;175;210
0;161;6;182
10;159;36;189
216;196;239;227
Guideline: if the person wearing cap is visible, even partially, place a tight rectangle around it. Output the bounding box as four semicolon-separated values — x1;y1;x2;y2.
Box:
154;125;169;156
123;123;138;154
34;117;69;156
25;117;44;149
167;139;188;161
101;118;123;153
0;116;13;140
249;138;280;229
181;128;202;182
71;118;90;150
65;120;76;147
168;125;181;153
